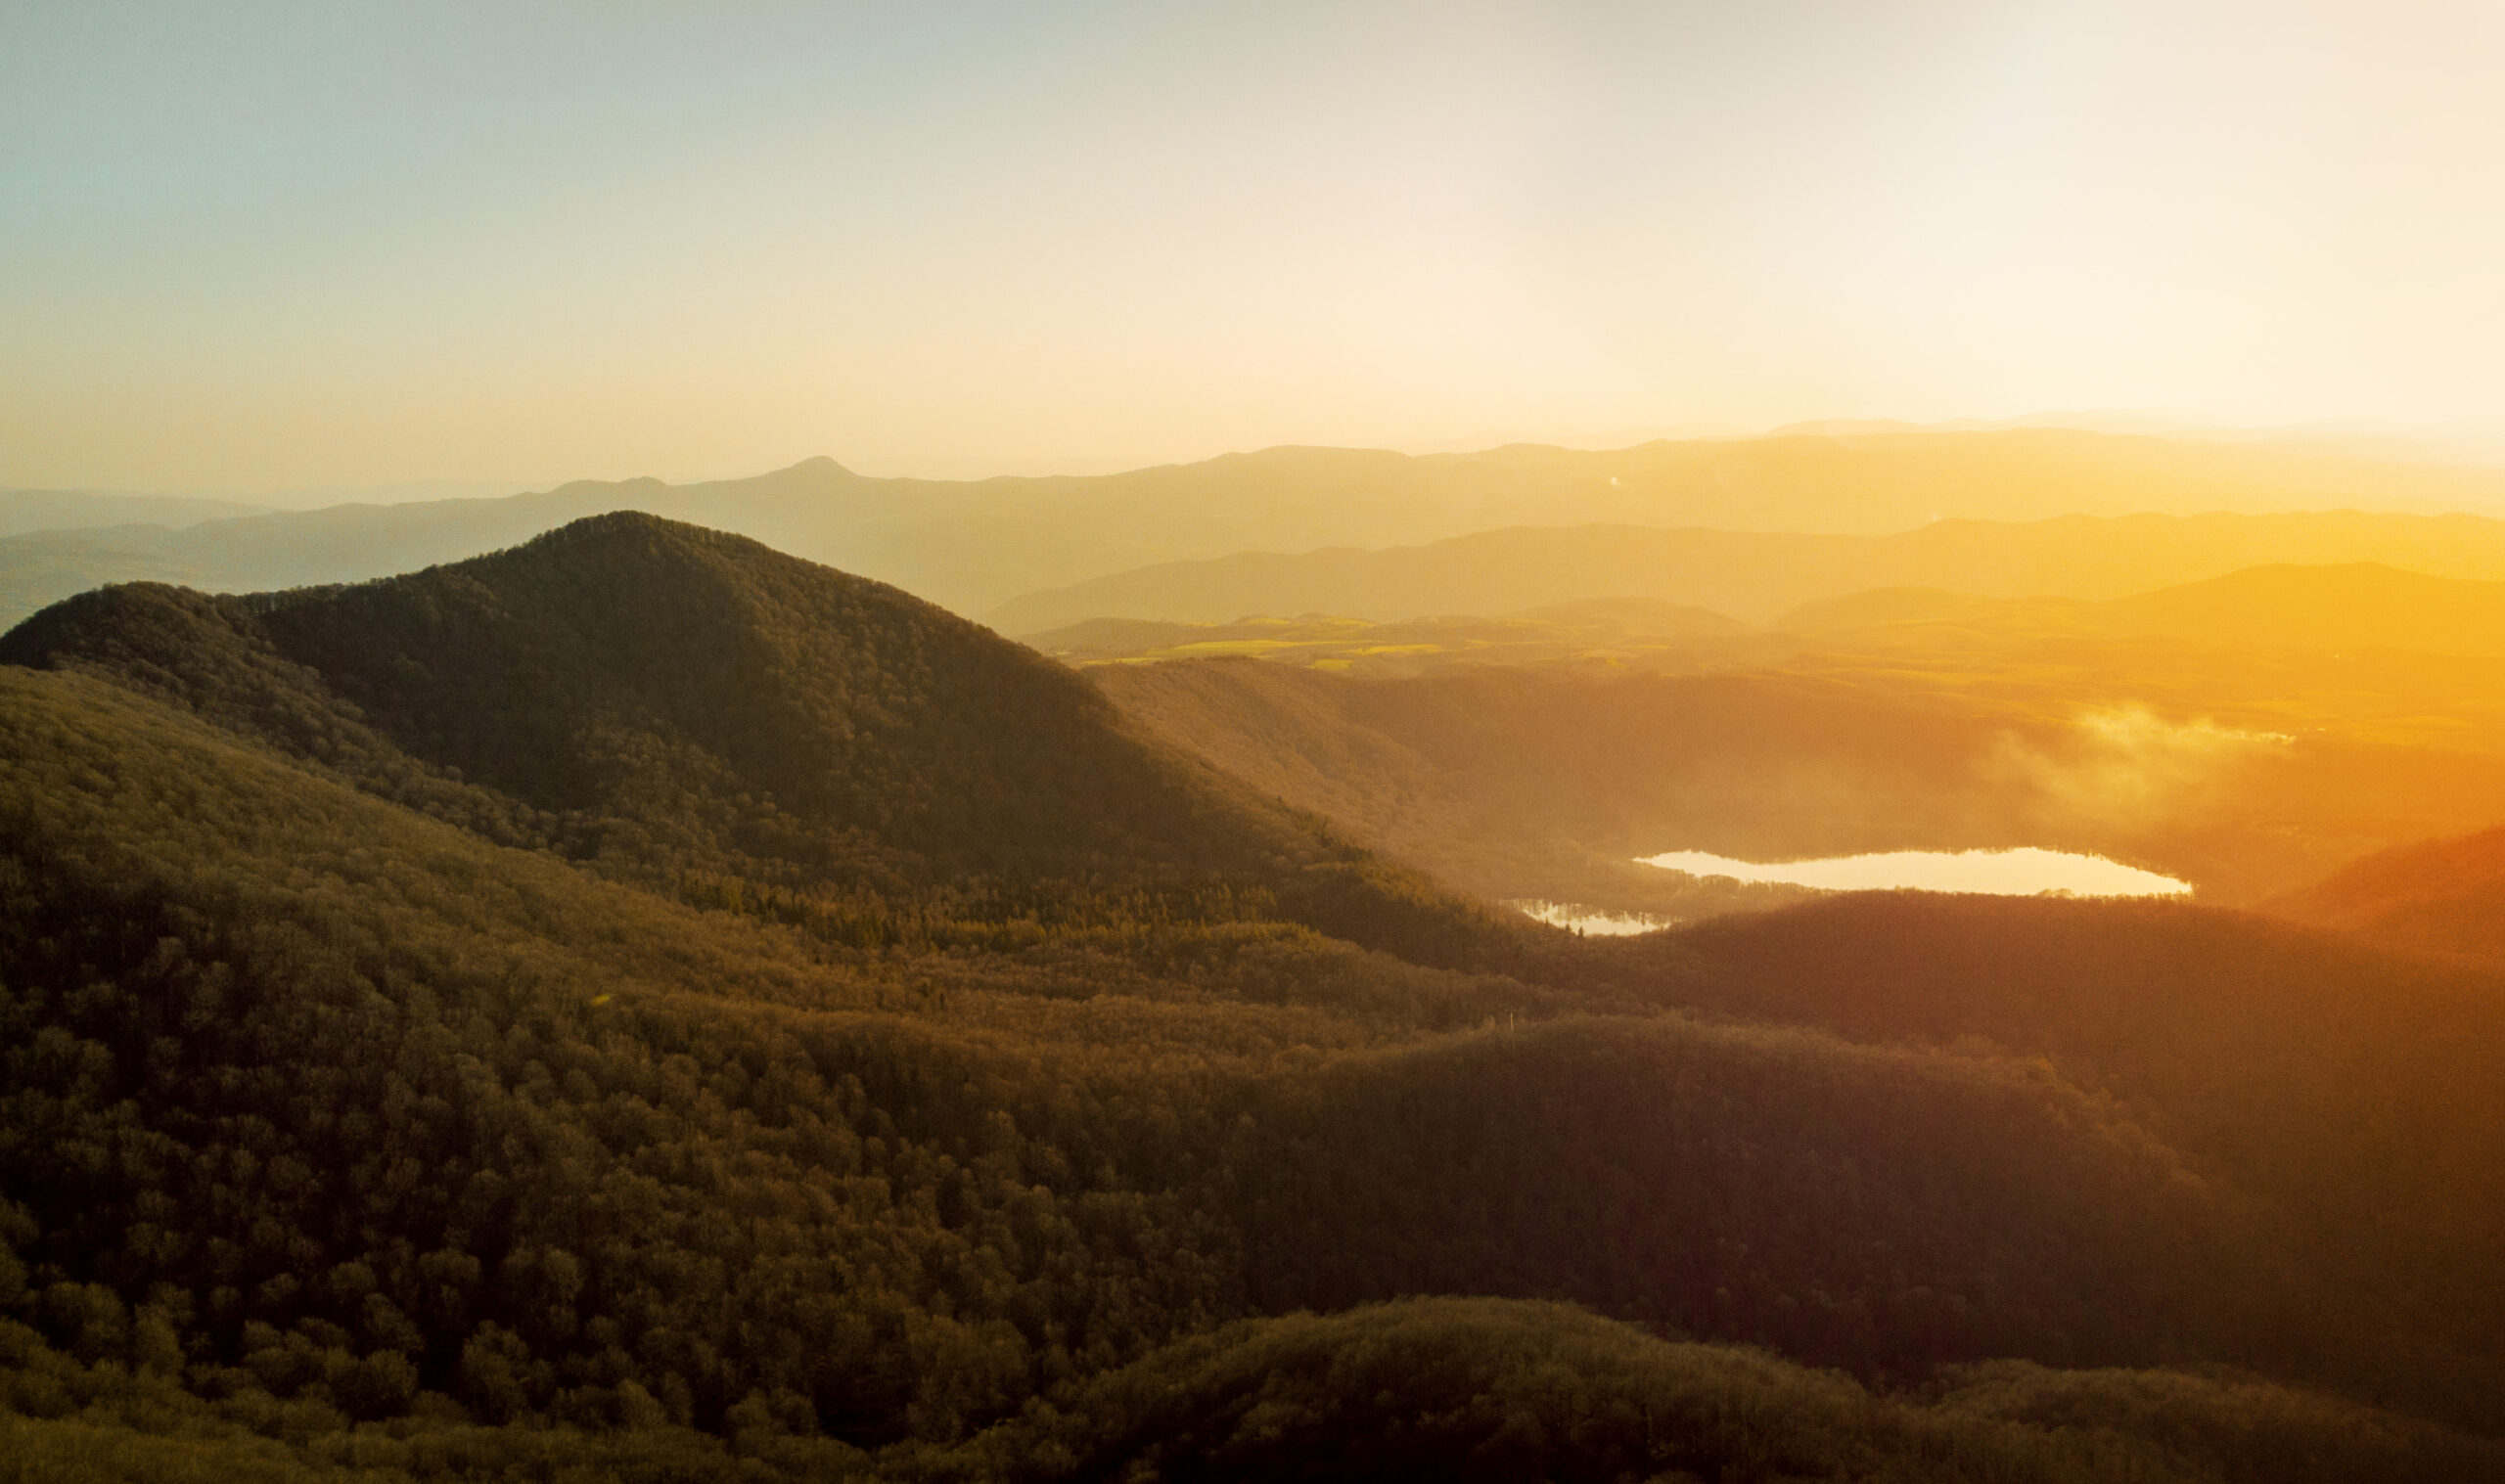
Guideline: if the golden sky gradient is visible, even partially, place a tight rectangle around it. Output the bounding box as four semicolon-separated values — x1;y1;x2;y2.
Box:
6;1;2504;491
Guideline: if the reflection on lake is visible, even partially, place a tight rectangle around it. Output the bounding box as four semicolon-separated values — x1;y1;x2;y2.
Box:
1636;847;2191;897
1511;900;1683;936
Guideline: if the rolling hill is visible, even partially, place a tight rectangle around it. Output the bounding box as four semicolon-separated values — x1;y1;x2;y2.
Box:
2264;825;2505;961
0;514;1318;893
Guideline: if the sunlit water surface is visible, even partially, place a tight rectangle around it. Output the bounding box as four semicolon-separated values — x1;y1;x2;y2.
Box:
1511;901;1683;936
1636;847;2191;897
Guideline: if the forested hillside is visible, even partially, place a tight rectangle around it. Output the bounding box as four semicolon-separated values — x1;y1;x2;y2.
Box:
2265;824;2505;960
2;517;2500;1479
1635;893;2505;1422
0;515;1500;953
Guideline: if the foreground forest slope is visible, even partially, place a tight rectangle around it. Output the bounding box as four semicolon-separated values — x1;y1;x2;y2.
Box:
927;1298;2500;1484
4;519;2504;1474
4;663;2474;1475
1642;893;2505;1417
1093;657;2505;1412
1;659;2497;1476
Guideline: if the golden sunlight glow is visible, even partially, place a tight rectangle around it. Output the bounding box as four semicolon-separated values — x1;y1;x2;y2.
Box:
7;3;2505;490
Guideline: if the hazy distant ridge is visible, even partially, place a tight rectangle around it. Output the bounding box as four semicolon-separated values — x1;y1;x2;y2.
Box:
0;487;270;537
17;428;2505;630
991;511;2505;631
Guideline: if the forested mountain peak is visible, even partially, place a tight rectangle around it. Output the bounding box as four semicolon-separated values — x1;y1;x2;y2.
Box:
0;513;1314;894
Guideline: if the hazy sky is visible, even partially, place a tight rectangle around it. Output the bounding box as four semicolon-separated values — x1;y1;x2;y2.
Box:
7;1;2504;489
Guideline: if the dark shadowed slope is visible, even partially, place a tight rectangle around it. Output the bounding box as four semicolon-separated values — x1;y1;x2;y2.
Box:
940;1298;2501;1484
0;513;1549;975
2264;825;2505;961
2;662;2463;1472
0;513;1309;892
1638;891;2505;1422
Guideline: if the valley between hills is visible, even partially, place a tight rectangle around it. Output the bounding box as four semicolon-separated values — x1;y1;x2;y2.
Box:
1;486;2503;1480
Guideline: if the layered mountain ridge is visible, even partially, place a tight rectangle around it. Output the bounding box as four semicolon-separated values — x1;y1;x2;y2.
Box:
20;427;2505;633
990;511;2505;632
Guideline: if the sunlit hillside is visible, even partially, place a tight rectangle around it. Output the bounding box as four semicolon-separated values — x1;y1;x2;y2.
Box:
1062;557;2505;914
2265;824;2505;962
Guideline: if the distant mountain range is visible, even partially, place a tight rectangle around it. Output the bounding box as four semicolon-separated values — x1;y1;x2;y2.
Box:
17;427;2505;631
1779;562;2505;657
1028;562;2505;672
989;509;2505;632
0;487;270;537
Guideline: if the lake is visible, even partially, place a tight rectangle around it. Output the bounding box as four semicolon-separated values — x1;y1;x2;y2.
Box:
1511;900;1683;936
1636;846;2191;896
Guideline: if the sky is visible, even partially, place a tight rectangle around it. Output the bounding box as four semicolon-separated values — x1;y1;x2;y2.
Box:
6;1;2505;491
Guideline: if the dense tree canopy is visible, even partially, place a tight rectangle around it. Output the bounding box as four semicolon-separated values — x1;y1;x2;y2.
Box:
0;517;2498;1479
